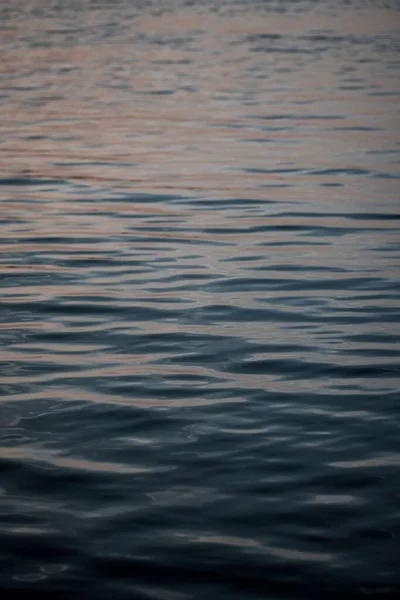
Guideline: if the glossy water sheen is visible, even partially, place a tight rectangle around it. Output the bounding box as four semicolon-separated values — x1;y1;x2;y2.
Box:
1;1;400;598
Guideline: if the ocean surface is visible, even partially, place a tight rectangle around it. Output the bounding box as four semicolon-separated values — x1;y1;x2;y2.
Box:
1;1;400;598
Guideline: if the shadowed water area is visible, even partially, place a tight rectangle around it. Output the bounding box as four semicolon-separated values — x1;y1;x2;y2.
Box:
1;1;400;598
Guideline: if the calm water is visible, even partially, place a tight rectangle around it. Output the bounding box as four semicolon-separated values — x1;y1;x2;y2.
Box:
1;1;400;598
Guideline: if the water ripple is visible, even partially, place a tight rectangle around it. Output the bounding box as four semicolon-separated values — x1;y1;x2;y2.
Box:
1;1;400;599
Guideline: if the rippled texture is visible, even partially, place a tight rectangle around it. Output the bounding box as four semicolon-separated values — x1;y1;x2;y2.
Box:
1;1;400;598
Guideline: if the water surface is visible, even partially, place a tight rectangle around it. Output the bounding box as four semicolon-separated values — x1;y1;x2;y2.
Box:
1;1;400;598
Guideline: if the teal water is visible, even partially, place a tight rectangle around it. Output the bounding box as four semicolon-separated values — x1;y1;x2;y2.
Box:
1;1;400;598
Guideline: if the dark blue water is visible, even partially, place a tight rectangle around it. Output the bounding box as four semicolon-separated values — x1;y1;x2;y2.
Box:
1;1;400;598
